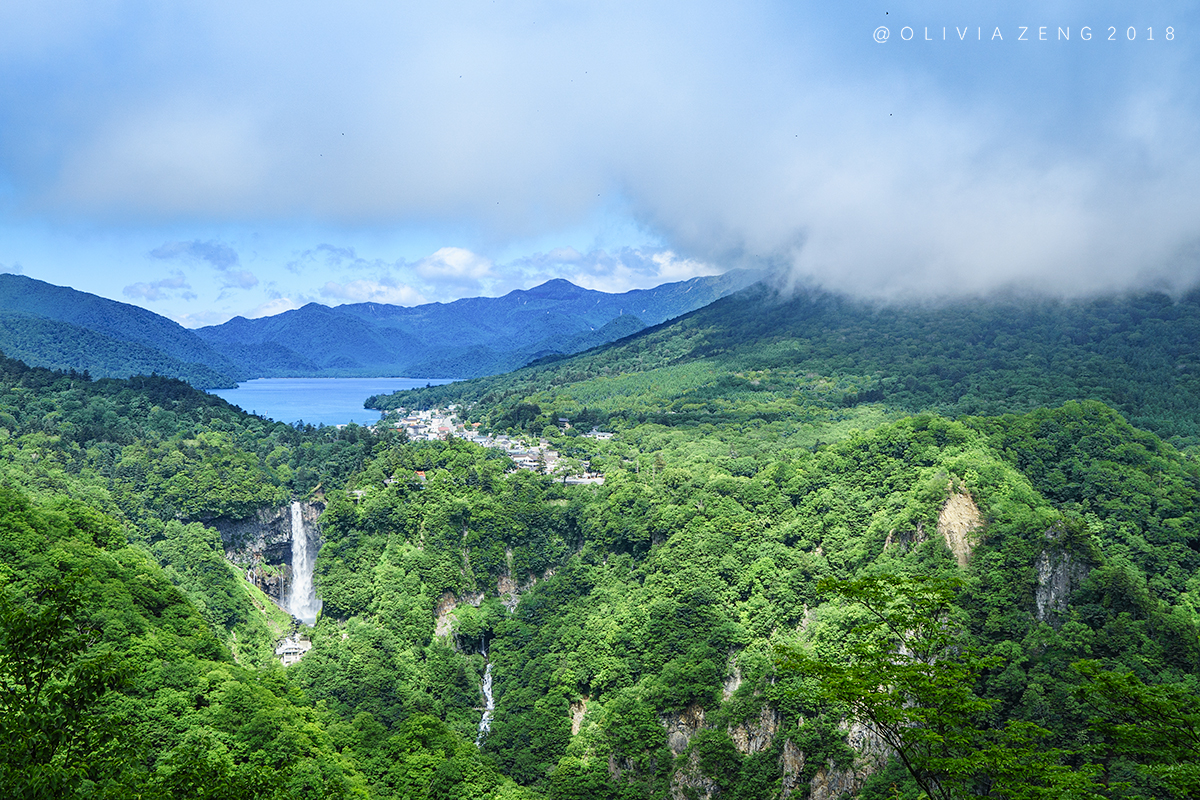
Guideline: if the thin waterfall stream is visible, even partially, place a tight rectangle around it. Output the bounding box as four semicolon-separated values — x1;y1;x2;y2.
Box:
477;642;494;745
286;501;322;625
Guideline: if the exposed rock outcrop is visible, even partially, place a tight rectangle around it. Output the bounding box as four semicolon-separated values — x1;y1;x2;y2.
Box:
722;656;742;701
657;699;889;799
433;591;485;643
662;703;706;756
670;750;719;800
570;697;589;736
434;592;459;639
495;558;555;614
729;705;781;755
497;574;521;613
808;722;891;800
938;492;984;567
1036;525;1091;625
884;520;928;552
779;739;806;799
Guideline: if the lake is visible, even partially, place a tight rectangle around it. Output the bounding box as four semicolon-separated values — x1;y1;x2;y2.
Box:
208;377;456;427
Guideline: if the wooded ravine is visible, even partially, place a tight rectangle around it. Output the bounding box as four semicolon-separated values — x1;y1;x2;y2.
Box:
2;283;1200;800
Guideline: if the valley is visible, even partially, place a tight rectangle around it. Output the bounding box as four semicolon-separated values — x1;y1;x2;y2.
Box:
4;3;1195;798
1;283;1199;799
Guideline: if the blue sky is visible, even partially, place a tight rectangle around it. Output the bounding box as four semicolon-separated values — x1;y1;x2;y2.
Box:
1;0;1197;326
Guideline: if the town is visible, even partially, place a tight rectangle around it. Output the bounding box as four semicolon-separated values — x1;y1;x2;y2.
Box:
380;406;608;485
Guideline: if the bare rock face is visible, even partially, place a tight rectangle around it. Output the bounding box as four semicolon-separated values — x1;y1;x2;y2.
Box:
1036;525;1091;625
662;703;707;756
497;574;521;613
809;722;891;800
434;592;459;639
433;592;484;640
243;563;287;606
722;657;743;701
570;697;589;736
938;492;984;567
663;704;785;800
217;505;294;566
728;706;781;755
432;592;486;652
779;739;806;799
884;520;927;552
495;549;552;614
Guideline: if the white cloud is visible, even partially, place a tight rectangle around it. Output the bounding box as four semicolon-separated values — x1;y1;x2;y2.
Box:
508;246;720;294
320;279;426;306
149;238;258;289
650;251;721;282
221;269;259;290
287;243;360;273
151;240;239;270
415;247;493;280
3;1;1199;299
545;246;582;262
173;309;236;328
58;103;267;217
122;269;192;301
566;253;710;294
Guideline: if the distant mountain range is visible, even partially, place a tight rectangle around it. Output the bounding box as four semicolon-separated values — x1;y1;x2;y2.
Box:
0;270;760;387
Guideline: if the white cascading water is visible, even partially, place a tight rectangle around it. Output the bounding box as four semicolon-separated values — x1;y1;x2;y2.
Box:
286;501;322;624
476;650;494;745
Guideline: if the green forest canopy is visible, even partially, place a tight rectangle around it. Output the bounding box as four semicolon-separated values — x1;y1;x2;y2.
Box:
1;283;1200;800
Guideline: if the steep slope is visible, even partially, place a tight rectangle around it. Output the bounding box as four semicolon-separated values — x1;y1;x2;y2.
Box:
0;273;242;386
299;403;1200;799
0;312;236;387
4;338;1199;798
196;270;760;379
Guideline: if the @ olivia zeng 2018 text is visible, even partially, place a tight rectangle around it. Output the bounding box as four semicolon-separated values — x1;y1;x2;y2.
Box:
873;25;1175;43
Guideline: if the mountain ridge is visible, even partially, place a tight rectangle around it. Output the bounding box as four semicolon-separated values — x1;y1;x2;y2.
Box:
367;281;1200;449
0;273;244;386
0;270;758;387
195;269;761;379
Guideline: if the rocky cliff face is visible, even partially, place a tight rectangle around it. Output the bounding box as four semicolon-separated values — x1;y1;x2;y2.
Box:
663;703;708;757
729;706;782;755
659;700;891;800
806;722;891;800
214;501;324;607
1036;524;1091;625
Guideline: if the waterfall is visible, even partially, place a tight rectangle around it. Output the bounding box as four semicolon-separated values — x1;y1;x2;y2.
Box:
286;501;322;624
476;652;494;745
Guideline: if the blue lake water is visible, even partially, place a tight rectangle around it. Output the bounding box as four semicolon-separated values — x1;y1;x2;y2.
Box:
208;377;456;427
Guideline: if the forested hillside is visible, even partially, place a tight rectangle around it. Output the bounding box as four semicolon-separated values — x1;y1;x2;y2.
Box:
3;279;1200;799
0;274;243;386
369;284;1200;451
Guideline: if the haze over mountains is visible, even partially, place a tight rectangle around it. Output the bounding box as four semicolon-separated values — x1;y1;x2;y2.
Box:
0;270;759;387
194;269;760;380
